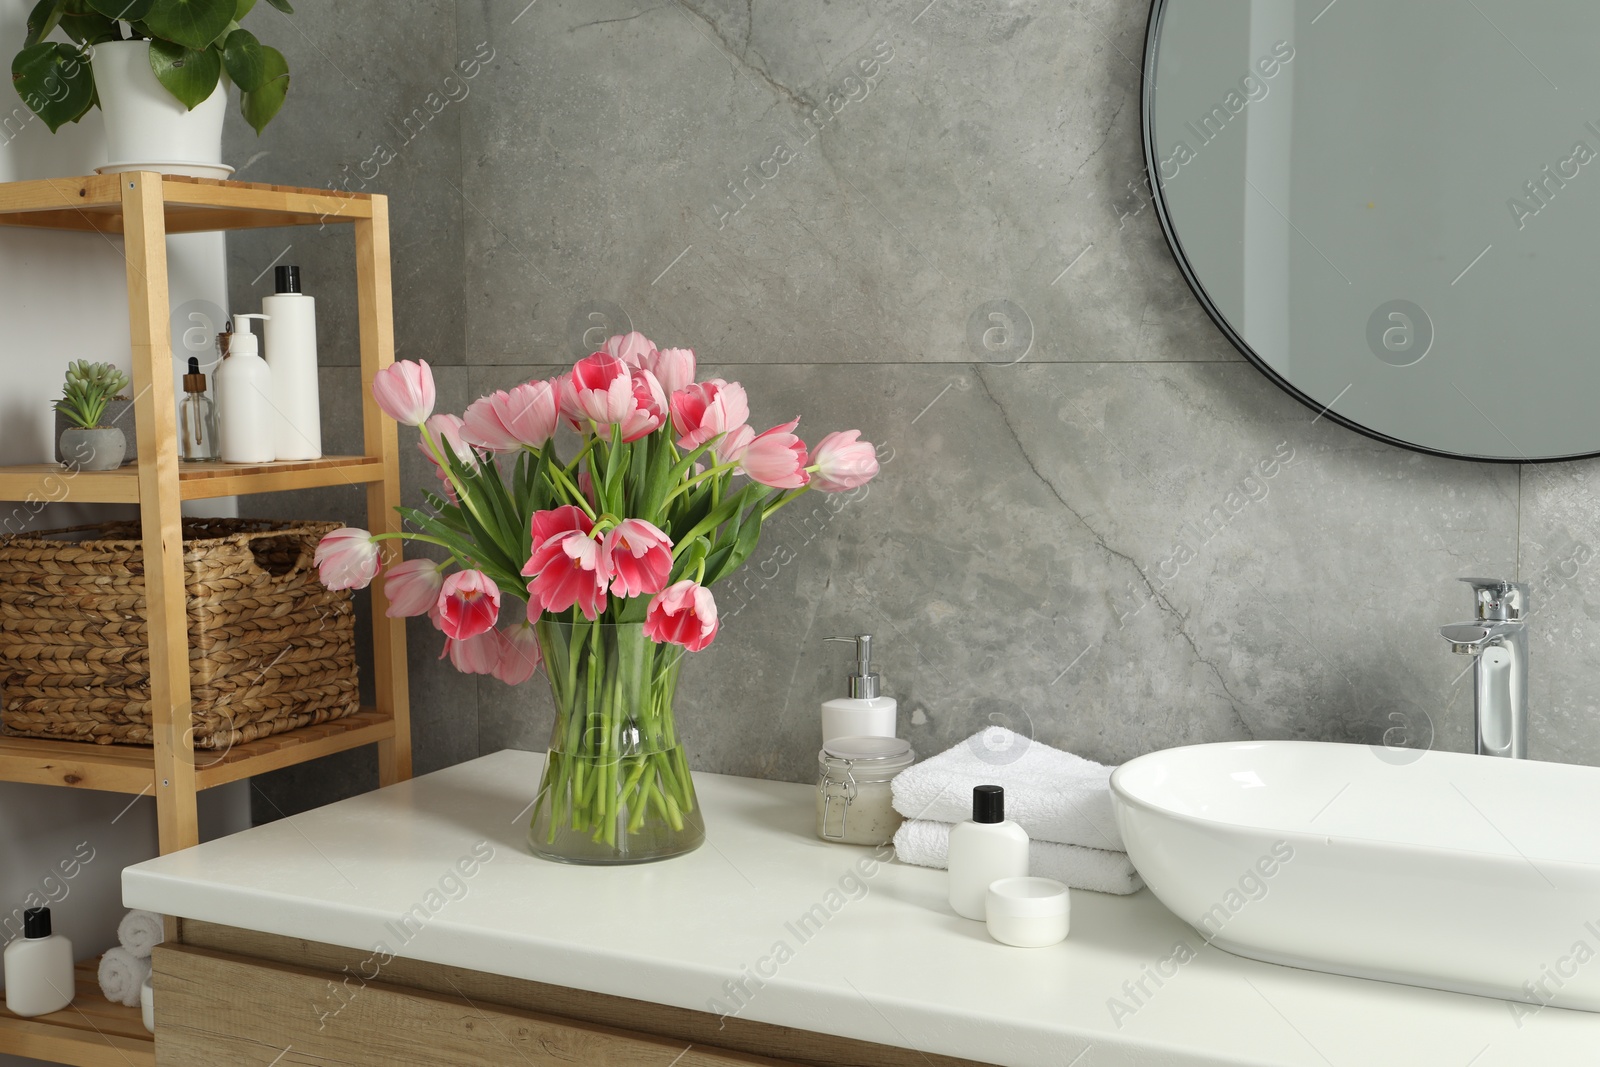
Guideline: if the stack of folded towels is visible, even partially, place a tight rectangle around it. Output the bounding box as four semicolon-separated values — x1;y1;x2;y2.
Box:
98;909;163;1007
891;726;1143;895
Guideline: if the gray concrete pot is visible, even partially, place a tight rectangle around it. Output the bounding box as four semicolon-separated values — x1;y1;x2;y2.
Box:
59;426;127;471
55;399;133;465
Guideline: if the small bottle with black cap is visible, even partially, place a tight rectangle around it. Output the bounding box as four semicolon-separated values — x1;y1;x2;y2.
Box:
3;906;74;1017
262;263;322;461
947;785;1030;920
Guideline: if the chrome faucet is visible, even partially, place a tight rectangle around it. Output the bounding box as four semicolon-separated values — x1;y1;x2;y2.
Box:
1439;578;1529;759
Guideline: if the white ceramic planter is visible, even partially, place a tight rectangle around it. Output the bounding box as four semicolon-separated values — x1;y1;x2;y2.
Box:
91;40;232;179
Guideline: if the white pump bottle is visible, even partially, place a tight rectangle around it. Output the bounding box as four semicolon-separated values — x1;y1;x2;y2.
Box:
821;634;898;745
215;313;276;463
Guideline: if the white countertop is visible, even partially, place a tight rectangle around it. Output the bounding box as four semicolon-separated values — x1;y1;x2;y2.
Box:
124;750;1596;1066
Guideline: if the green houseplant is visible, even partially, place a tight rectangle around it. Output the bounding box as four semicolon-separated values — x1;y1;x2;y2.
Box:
55;360;131;471
11;0;293;135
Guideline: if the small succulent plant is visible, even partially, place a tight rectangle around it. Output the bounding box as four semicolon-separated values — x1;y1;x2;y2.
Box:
56;360;131;430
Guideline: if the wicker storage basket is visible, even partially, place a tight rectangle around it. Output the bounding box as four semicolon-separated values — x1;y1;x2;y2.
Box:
0;519;359;748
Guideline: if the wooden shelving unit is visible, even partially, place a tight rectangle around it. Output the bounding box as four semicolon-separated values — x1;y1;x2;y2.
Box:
0;174;414;1064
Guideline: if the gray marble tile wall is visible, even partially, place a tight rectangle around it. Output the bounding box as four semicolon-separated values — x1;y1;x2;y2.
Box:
230;0;1596;820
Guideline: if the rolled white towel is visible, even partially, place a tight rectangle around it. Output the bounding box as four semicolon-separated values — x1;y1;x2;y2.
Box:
894;818;1144;896
891;726;1123;851
117;910;164;959
98;946;151;1008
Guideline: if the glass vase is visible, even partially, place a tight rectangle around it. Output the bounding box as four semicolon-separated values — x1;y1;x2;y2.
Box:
527;618;705;864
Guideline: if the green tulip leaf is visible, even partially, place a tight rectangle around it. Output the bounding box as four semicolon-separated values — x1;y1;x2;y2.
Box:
11;41;94;131
59;10;121;43
84;0;156;20
141;0;234;51
25;0;66;46
238;43;286;133
262;0;291;12
147;37;221;109
233;0;255;17
220;26;265;90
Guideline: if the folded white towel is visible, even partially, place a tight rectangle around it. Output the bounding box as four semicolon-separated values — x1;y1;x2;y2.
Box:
117;910;164;959
891;726;1123;851
98;946;151;1008
894;819;1144;896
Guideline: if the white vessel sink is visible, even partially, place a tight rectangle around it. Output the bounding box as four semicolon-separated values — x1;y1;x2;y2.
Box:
1111;741;1600;1012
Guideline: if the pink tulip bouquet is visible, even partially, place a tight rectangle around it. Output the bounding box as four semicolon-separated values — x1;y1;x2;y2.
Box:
312;333;879;863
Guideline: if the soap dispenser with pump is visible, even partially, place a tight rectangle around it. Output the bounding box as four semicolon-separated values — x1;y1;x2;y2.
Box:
215;313;275;464
821;634;898;744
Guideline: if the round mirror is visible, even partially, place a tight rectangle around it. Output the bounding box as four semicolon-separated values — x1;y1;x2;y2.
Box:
1144;1;1600;461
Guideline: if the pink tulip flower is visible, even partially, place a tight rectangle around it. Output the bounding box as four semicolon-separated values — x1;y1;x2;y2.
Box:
809;430;880;492
644;580;720;652
383;558;445;618
526;504;594;548
726;418;810;489
522;506;608;619
493;622;543;685
716;423;752;466
420;413;475;468
599;519;674;598
371;359;436;427
603;331;657;368
649;347;696;395
418;414;473;501
671;379;749;451
559;354;665;442
461;380;559;451
442;630;500;675
631;369;668;430
435;569;502;640
600;331;696;394
314;527;381;590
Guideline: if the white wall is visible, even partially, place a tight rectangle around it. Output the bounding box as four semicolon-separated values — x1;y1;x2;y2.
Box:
0;5;248;1059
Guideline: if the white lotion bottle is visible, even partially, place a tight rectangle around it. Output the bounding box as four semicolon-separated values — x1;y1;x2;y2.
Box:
263;265;322;460
948;785;1030;920
215;313;276;463
821;634;897;744
4;907;74;1017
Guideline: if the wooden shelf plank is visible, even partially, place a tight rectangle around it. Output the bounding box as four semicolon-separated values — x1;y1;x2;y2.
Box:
196;708;395;788
0;957;154;1067
161;183;373;221
0;174;373;233
0;465;141;504
161;206;341;233
172;455;388;498
0;737;155;793
0;207;124;234
0;709;394;794
0;175;122;215
0;455;386;504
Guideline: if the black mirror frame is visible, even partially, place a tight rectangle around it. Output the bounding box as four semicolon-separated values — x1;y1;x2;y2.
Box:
1140;0;1592;464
